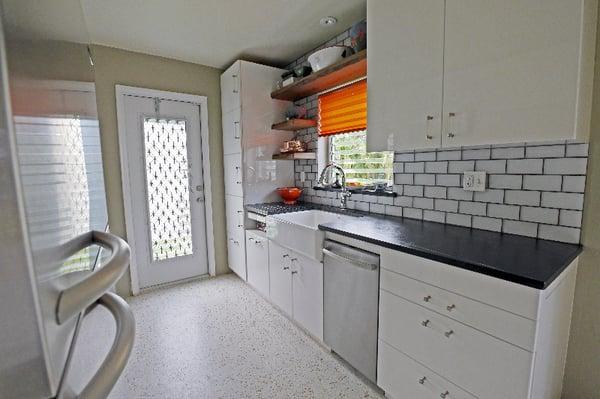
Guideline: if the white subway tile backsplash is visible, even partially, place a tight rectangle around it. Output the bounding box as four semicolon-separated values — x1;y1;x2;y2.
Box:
473;189;504;204
459;201;487;216
385;205;403;217
475;160;506;173
436;174;461;187
393;163;404;173
446;213;472;227
507;159;543;174
566;143;589;157
503;220;538;238
377;196;395;205
562;176;586;193
448;160;475;173
404;185;424;197
472;216;502;232
435;199;459;213
395;152;415;162
559;210;583;228
370;203;385;214
489;174;523;189
403;208;423;220
425;161;449;173
413;197;434;210
541;192;584;210
505;190;541;206
447;187;473;201
394;174;414;185
414;174;436;186
491;146;525;159
488;204;520;220
394;196;413;207
544;158;587;175
423;210;446;223
523;175;562;191
538;225;580;244
437;150;462;160
415;151;436;161
424;186;447;199
405;162;425;173
462;148;491;160
525;145;565;158
520;206;559;224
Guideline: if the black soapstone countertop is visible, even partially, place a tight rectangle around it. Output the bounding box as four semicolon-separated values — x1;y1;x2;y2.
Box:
246;202;582;289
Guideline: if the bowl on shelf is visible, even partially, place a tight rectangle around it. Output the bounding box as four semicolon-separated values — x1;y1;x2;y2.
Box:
307;46;350;71
277;187;303;205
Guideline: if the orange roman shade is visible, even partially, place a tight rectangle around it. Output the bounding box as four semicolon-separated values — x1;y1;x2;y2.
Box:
318;80;367;136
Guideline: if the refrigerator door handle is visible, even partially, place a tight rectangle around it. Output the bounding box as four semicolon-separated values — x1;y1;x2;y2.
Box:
56;231;131;324
62;292;135;399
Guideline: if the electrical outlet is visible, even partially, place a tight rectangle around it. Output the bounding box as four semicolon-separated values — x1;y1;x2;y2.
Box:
300;171;306;182
463;171;486;191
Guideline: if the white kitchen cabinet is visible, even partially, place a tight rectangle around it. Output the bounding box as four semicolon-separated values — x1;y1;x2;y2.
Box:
221;60;295;278
246;230;270;298
376;245;579;399
268;240;293;316
367;0;597;151
367;0;444;151
290;253;323;341
268;240;324;341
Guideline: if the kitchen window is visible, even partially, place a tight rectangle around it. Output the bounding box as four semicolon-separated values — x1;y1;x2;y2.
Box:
319;80;393;187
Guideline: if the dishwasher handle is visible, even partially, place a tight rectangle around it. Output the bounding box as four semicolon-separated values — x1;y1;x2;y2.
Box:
323;246;379;271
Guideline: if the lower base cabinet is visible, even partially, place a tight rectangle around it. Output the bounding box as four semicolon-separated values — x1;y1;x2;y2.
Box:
268;240;323;341
245;230;270;298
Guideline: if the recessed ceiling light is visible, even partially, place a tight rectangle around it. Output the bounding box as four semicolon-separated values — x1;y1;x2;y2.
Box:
320;16;337;26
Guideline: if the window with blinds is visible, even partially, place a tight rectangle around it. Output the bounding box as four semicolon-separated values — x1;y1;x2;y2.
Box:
319;80;393;187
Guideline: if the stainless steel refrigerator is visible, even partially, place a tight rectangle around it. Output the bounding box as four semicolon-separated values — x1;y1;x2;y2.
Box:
0;2;134;398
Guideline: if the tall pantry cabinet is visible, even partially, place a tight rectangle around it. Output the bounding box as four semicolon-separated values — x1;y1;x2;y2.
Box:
221;61;293;279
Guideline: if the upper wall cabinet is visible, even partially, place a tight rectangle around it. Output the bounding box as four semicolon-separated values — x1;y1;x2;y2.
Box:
367;0;597;152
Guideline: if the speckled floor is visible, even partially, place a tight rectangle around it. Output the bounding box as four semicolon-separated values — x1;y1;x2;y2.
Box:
68;274;385;399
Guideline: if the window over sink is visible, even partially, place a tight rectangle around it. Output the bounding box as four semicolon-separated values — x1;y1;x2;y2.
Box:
318;80;393;188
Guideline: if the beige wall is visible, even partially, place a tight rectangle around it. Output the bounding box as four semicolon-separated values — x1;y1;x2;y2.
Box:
90;45;228;295
562;2;600;397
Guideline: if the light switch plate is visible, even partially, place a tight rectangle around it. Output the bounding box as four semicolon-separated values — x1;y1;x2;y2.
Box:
463;171;486;191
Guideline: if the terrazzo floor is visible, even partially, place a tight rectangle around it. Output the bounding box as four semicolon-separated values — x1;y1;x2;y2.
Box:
68;274;385;399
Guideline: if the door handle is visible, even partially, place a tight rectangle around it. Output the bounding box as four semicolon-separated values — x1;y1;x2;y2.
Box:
56;231;130;324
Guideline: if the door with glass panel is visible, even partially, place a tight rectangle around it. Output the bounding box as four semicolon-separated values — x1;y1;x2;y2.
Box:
122;95;208;288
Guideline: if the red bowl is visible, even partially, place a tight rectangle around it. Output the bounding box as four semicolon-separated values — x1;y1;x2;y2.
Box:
277;187;303;205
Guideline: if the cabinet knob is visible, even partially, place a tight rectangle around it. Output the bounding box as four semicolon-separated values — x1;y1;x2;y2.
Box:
421;319;430;327
446;304;456;312
291;270;298;274
440;391;450;398
283;254;289;258
283;266;290;270
426;135;433;140
290;258;298;262
254;240;262;245
444;330;454;338
447;132;455;138
423;295;432;302
418;376;427;385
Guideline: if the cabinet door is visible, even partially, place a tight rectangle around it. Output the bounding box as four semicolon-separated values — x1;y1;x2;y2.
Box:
223;153;243;197
291;254;323;341
442;0;584;147
221;61;241;114
246;231;269;298
268;241;292;316
367;0;444;152
226;228;246;280
222;107;242;155
225;194;244;233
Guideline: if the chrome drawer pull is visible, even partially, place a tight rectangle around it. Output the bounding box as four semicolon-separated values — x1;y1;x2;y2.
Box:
444;330;454;338
421;319;431;327
283;254;289;258
440;391;450;398
446;304;456;312
283;266;290;270
291;270;298;275
418;376;427;385
423;295;432;302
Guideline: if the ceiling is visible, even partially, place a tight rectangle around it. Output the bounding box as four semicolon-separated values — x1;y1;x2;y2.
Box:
2;0;366;69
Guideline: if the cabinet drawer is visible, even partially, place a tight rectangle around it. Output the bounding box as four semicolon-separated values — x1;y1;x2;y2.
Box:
226;229;246;280
222;107;242;155
381;248;539;320
379;290;532;399
224;153;243;197
225;194;244;234
221;62;241;114
378;340;477;399
380;268;536;351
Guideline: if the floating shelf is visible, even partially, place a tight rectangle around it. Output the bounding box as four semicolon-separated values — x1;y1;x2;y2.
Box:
271;118;317;131
271;50;367;101
272;152;317;160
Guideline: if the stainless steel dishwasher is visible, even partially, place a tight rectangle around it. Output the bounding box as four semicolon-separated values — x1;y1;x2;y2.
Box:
323;240;380;383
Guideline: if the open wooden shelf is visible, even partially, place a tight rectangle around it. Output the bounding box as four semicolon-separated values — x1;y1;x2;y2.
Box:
272;152;317;160
271;118;317;131
271;50;367;101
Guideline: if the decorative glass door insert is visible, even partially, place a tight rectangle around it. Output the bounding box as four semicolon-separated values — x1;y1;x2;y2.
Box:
143;118;193;261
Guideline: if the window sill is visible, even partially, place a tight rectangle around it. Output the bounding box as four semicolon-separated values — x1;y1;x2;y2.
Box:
313;186;397;197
